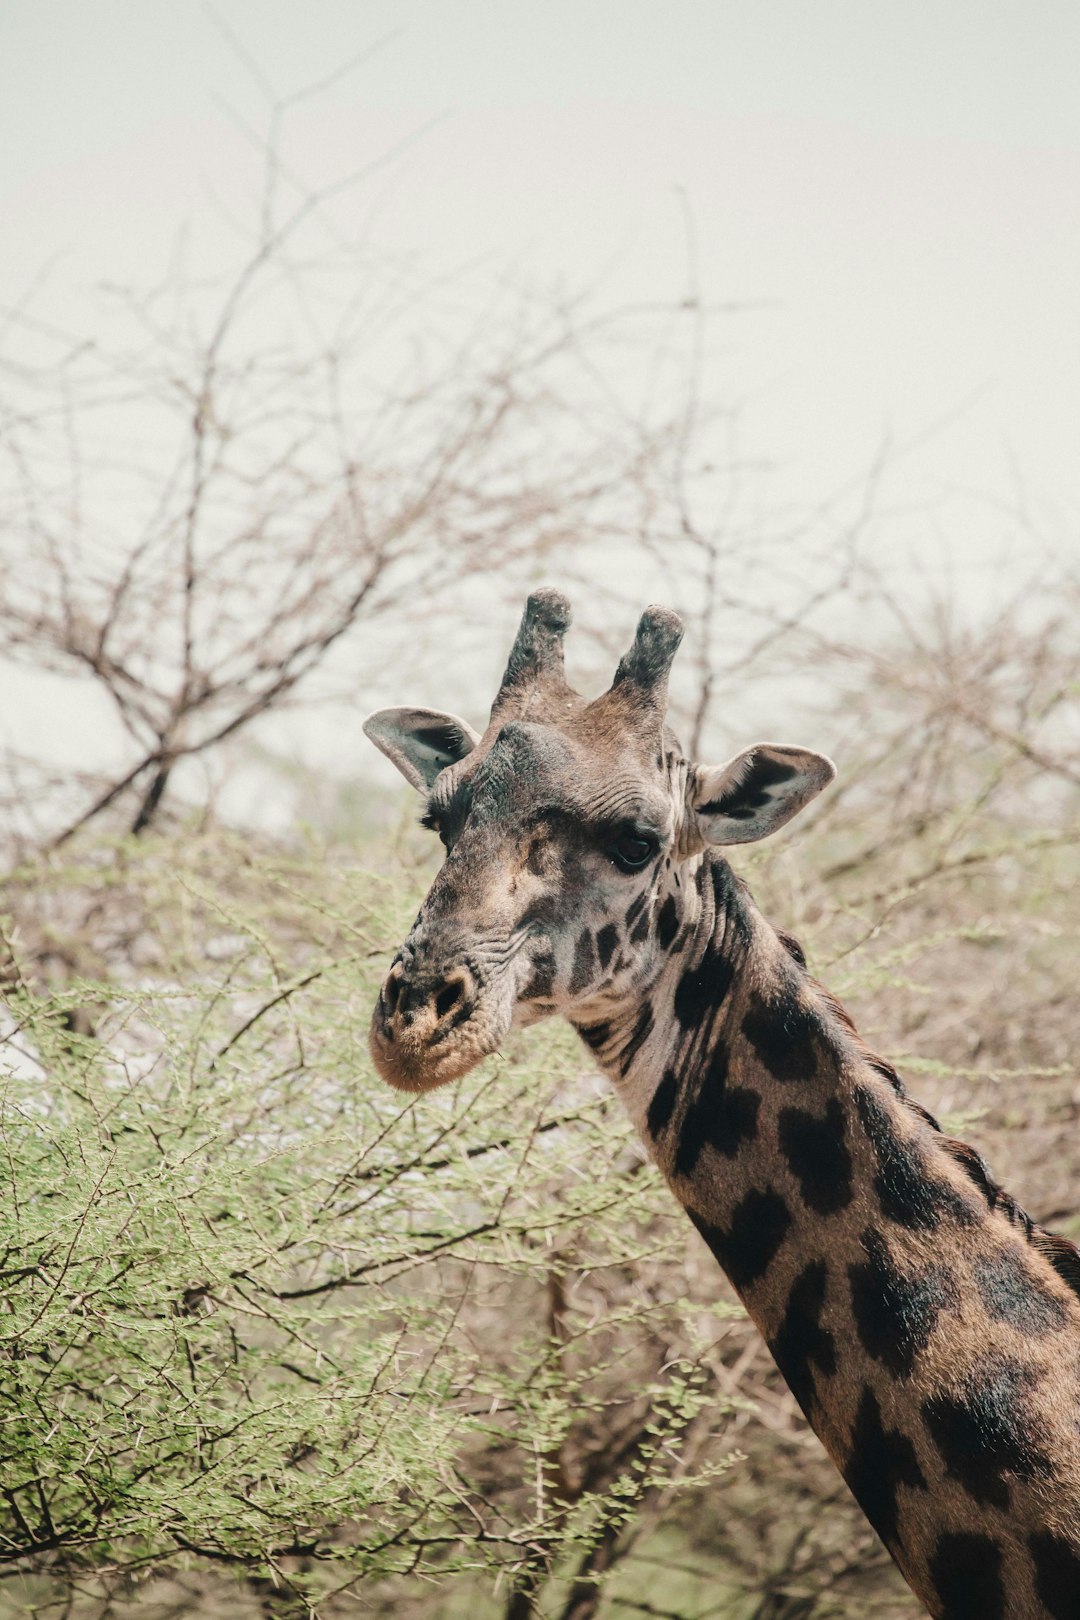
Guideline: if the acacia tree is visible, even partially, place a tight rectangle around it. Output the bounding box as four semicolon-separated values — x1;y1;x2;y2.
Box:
0;826;743;1618
0;87;869;866
0;56;711;861
0;255;656;852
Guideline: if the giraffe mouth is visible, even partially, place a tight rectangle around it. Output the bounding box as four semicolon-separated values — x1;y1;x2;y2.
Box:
368;982;512;1092
368;926;539;1092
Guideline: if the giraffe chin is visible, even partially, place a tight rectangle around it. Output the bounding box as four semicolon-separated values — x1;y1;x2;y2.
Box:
367;1017;504;1093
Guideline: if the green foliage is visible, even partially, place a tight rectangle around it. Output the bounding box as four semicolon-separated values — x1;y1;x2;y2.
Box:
0;831;734;1612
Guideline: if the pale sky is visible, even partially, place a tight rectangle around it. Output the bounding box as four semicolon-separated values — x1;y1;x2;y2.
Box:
3;1;1080;808
6;0;1079;504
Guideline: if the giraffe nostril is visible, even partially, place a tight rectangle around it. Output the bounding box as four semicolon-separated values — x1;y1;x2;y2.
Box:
383;966;403;1018
435;978;466;1021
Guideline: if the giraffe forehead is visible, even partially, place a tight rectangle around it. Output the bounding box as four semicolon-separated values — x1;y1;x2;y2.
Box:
438;718;674;832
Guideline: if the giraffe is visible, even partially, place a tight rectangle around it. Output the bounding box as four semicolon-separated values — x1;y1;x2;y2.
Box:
363;588;1080;1620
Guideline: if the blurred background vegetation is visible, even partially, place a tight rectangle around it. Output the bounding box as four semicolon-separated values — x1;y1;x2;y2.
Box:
4;16;1080;1619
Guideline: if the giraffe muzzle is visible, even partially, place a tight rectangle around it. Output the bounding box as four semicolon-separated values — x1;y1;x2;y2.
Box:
369;952;505;1091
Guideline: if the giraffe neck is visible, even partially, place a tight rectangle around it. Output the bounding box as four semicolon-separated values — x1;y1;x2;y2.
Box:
573;853;1080;1620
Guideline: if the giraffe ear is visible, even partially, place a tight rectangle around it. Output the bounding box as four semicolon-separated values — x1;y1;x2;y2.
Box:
690;743;835;846
364;707;481;792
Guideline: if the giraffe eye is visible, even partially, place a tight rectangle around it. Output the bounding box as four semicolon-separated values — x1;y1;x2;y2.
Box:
610;831;658;873
419;810;452;850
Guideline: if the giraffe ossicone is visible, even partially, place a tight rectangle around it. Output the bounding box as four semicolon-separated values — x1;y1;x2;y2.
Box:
365;589;1080;1620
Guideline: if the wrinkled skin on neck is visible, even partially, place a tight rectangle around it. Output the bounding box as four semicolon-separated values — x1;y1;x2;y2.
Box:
566;844;740;1119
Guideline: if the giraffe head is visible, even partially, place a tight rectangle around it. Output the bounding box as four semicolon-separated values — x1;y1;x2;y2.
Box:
364;589;834;1091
